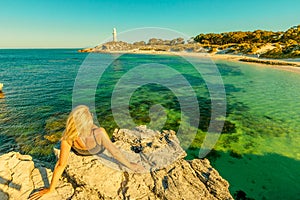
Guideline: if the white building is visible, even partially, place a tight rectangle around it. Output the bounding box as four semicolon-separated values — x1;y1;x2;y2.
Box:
112;28;117;42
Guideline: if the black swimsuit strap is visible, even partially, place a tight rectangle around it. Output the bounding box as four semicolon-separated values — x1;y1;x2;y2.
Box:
92;129;100;145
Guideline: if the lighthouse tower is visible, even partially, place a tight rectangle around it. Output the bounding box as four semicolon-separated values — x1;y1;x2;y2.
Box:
112;28;117;42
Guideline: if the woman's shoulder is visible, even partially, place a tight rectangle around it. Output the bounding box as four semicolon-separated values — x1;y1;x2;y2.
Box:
93;127;107;144
61;138;72;146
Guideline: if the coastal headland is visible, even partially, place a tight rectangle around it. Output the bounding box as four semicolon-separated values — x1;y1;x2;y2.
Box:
79;25;300;73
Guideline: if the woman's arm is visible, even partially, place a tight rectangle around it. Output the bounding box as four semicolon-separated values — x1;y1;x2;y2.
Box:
29;139;71;199
96;128;144;172
49;140;71;190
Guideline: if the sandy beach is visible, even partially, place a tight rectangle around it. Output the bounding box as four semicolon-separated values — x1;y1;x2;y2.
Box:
93;49;300;74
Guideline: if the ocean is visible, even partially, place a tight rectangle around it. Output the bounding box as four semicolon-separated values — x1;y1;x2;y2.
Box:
0;49;299;199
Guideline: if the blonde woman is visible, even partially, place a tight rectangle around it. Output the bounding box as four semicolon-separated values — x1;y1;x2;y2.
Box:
29;105;145;199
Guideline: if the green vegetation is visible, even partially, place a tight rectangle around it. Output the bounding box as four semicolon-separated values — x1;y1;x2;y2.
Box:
194;25;300;58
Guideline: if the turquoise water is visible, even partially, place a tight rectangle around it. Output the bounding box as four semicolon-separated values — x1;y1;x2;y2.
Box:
0;49;299;199
211;61;300;199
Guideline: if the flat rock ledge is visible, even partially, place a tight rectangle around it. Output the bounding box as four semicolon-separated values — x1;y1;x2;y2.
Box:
0;126;233;200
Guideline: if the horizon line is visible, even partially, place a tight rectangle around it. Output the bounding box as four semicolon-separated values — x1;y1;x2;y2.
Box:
0;47;83;49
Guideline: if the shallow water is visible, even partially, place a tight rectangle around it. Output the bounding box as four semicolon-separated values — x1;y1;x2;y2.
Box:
209;60;300;199
0;49;299;199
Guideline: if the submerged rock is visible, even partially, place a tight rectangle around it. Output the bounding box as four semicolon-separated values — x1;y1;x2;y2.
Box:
0;126;233;199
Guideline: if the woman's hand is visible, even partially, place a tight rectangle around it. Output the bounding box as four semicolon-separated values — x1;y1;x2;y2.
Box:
129;162;146;173
28;187;52;200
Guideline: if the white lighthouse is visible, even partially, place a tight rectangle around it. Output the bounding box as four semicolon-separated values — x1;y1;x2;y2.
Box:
112;28;117;42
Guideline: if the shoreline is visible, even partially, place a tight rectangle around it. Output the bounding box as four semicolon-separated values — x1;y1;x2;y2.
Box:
209;53;300;74
84;49;300;74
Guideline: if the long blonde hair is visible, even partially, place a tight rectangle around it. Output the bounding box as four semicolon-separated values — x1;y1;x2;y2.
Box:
62;105;94;143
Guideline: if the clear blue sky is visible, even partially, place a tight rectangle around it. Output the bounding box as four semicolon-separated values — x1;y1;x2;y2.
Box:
1;0;299;48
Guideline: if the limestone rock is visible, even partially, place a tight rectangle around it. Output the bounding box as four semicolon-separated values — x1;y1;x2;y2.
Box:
55;126;233;199
0;126;233;199
0;152;73;200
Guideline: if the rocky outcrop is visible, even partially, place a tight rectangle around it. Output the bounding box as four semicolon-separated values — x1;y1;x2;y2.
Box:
239;57;300;67
0;126;233;199
78;41;135;53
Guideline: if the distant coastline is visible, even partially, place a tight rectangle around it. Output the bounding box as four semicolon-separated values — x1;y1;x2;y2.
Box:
78;44;300;74
78;25;300;72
